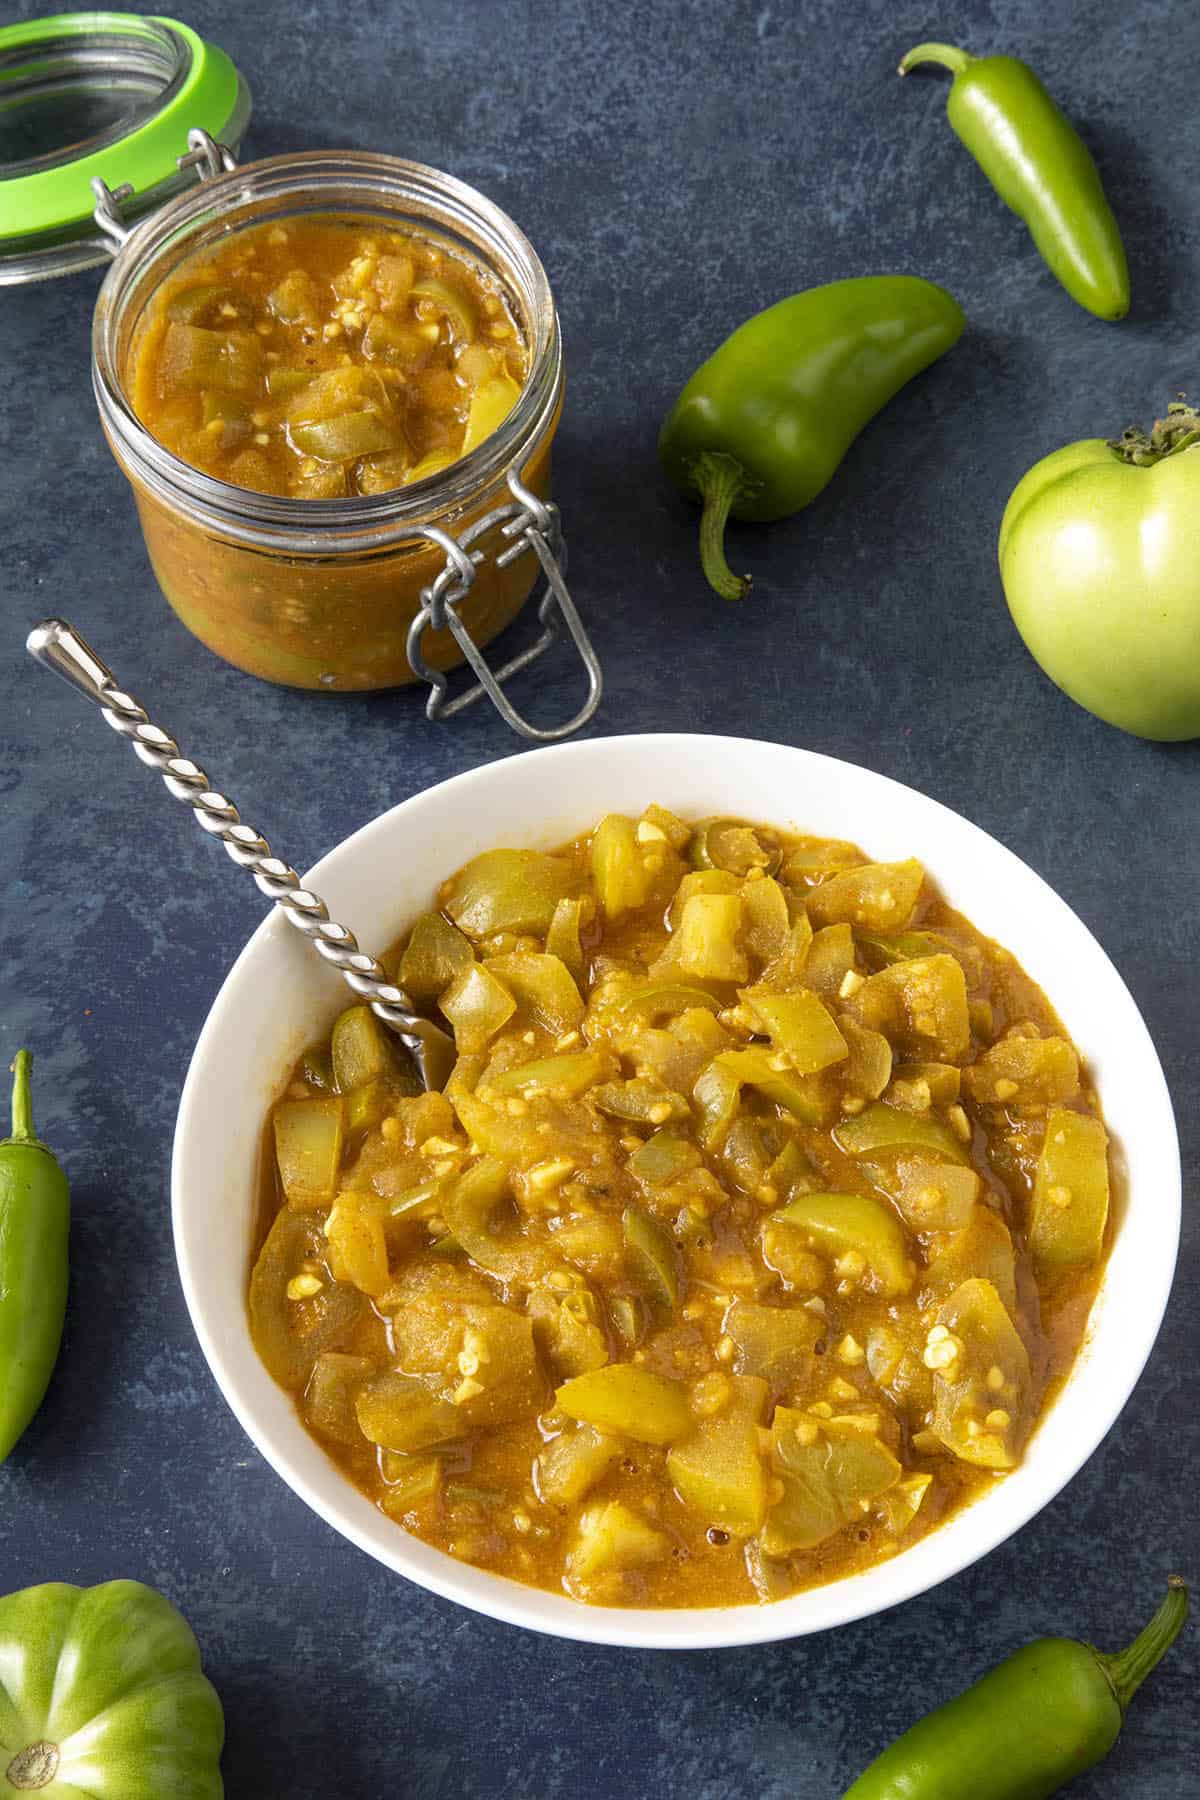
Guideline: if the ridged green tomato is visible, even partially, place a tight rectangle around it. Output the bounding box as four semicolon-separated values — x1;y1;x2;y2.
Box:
998;405;1200;740
0;1581;224;1797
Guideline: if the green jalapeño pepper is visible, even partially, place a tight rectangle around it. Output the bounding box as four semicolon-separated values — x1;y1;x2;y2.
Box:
0;1053;69;1465
899;43;1129;321
844;1577;1189;1800
659;276;964;600
0;1579;225;1796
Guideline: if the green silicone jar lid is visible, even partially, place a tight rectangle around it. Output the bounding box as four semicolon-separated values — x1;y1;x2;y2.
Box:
0;11;250;282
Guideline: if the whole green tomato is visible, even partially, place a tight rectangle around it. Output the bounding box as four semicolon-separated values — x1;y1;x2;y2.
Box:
998;403;1200;739
0;1580;224;1796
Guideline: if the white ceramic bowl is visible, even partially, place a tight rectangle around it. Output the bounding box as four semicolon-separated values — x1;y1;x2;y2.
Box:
173;734;1180;1648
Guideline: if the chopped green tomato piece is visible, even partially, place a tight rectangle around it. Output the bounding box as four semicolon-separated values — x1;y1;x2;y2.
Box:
555;1364;691;1444
440;962;517;1054
290;411;406;460
411;274;475;338
806;858;925;930
848;954;971;1062
591;814;651;919
527;1286;608;1377
764;1138;811;1204
443;848;576;938
483;951;583;1032
926;1207;1018;1314
200;388;250;449
857;929;941;966
930;1277;1030;1470
248;1208;364;1389
158;321;263;395
450;1088;543;1168
892;1060;962;1105
303;1352;374;1445
615;982;724;1019
760;914;816;990
840;1019;893;1100
835;1100;969;1164
722;1299;822;1393
781;839;864;882
544;896;587;980
720;1116;783;1195
761;1410;901;1555
553;1214;626;1278
274;1095;344;1206
168;283;253;326
405;449;457;484
666;869;739;930
397;911;473;1003
355;1371;466;1452
876;1472;933;1537
623;1206;680;1307
490;1049;610;1099
266;270;319;324
300;1044;335;1091
456;1308;544;1427
876;1156;980;1232
608;1294;647;1349
536;1425;622;1507
743;988;849;1075
461;370;522;454
740;875;791;962
593;1078;689;1125
265;364;316;399
800;922;855;999
667;1375;769;1535
662;894;748;982
290;461;349;498
628;1128;703;1186
712;1048;836;1128
380;1455;443;1520
325;1194;391;1295
640;803;692;850
361;314;428;363
689;818;783;877
440;1155;544;1281
331;1004;392;1092
963;1036;1081;1106
566;1500;670;1585
1030;1107;1109;1269
772;1192;913;1297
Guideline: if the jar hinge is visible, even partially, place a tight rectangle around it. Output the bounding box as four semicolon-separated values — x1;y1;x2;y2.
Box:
92;128;239;251
406;470;603;741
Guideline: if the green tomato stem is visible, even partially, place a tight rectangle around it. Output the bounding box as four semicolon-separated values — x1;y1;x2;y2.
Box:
7;1050;34;1144
898;41;973;78
6;1739;60;1790
692;451;753;602
1098;1577;1189;1713
1108;401;1200;466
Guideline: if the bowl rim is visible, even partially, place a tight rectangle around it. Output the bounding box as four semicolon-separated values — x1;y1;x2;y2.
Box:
172;732;1181;1649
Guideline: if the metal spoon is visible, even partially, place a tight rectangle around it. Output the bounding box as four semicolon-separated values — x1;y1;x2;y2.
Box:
26;619;457;1093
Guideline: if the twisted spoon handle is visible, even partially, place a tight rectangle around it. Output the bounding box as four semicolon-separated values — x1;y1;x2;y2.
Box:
26;619;456;1093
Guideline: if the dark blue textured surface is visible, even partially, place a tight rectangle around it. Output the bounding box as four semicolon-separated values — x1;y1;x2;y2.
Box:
1;1;1197;1793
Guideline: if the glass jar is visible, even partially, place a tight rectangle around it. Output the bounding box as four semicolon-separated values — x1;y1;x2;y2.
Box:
90;143;600;739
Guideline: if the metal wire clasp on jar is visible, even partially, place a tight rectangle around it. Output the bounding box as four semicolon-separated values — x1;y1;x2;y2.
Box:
90;133;602;741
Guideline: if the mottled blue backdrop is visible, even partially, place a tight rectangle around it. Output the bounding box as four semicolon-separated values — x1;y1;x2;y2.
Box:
1;1;1196;1794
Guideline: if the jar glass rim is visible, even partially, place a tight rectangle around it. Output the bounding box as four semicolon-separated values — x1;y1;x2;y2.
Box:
92;149;562;552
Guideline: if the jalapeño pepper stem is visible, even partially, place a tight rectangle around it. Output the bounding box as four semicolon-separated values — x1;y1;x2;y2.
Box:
692;451;752;602
898;42;972;77
1101;1576;1189;1712
8;1050;35;1144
